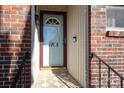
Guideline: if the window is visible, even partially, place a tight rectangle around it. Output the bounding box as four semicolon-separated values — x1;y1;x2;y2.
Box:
107;6;124;30
45;17;61;25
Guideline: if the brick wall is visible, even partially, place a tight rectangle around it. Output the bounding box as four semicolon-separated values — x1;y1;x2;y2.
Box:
90;5;124;88
0;6;31;88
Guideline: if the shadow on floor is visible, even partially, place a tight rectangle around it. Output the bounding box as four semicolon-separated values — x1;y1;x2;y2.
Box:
51;69;82;88
33;69;82;88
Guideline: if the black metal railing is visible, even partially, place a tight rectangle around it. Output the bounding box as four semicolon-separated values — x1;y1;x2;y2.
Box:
90;53;124;88
11;51;29;88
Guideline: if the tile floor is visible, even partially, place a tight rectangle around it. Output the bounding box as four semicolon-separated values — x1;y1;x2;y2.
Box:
33;69;82;88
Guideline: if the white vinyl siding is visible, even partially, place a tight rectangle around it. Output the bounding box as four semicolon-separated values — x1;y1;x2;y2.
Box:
67;6;84;86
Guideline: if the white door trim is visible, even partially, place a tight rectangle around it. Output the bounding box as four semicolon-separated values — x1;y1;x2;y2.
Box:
83;5;89;88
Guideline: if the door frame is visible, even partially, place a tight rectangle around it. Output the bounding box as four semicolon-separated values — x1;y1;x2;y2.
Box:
39;11;67;68
83;6;90;88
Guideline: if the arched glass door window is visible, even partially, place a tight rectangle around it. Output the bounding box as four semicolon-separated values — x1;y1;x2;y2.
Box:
45;17;61;26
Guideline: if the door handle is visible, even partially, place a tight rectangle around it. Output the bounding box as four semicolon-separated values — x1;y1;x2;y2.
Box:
63;39;66;44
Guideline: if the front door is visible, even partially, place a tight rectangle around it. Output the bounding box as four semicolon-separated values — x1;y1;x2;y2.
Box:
42;13;65;67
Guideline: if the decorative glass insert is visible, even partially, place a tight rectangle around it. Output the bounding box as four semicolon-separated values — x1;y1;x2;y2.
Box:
45;17;61;25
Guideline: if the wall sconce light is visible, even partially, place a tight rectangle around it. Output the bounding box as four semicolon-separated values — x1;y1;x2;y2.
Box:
35;14;39;22
73;35;77;43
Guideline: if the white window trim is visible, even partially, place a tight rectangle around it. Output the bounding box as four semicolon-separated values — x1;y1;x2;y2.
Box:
106;6;124;31
107;6;124;10
106;27;124;31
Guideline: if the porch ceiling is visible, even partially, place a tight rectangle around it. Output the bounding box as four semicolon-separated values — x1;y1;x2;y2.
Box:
38;5;68;12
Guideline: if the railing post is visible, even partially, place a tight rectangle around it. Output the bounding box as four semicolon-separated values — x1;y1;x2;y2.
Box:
24;51;29;88
90;53;94;59
24;52;27;88
99;60;101;88
108;67;110;88
120;78;123;88
20;68;22;87
24;58;26;88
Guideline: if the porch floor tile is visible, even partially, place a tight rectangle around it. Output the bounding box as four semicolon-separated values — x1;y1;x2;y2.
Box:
33;69;82;88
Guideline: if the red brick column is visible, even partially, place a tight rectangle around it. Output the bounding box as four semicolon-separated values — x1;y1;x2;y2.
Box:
0;5;31;88
90;6;124;88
